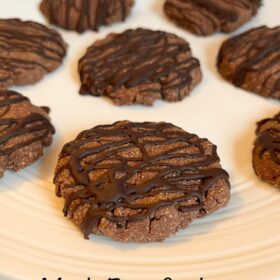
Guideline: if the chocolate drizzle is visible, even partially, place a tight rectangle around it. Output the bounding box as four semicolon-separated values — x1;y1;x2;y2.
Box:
40;0;134;33
0;90;55;155
0;18;66;89
54;121;230;239
255;112;280;165
232;27;280;88
192;0;238;23
218;26;280;99
79;28;201;102
164;0;261;36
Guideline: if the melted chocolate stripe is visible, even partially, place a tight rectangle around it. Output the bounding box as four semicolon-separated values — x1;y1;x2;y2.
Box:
234;45;280;87
165;0;260;36
0;19;66;84
0;91;28;108
218;26;280;96
0;29;65;58
191;0;237;22
79;28;200;97
0;20;65;56
42;0;130;32
0;90;54;155
0;57;50;72
56;121;229;238
165;1;219;35
256;113;280;164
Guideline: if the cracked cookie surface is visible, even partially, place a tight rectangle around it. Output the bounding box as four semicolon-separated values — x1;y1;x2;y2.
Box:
253;112;280;187
164;0;261;36
40;0;134;33
54;121;230;242
0;90;55;178
0;18;67;89
78;28;202;106
217;26;280;99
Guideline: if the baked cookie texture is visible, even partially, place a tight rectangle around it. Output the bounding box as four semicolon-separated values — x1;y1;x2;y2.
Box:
40;0;135;33
217;26;280;99
0;90;55;178
164;0;261;36
253;112;280;187
78;28;202;106
0;19;67;90
54;121;230;242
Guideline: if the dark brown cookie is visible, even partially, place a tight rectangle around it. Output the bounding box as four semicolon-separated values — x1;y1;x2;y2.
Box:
78;28;202;106
0;18;67;90
253;112;280;187
164;0;261;36
217;26;280;99
40;0;135;33
0;90;55;178
54;121;230;242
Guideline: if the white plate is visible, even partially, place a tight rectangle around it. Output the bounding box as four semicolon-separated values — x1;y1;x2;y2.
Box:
0;1;280;279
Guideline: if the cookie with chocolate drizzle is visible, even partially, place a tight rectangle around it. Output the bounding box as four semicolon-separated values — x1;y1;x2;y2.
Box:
0;19;67;90
54;121;230;242
164;0;262;36
0;90;55;178
253;112;280;187
78;28;202;106
217;26;280;99
40;0;134;33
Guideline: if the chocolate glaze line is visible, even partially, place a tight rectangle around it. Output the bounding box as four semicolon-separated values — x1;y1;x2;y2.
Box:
0;18;66;85
0;91;28;109
256;112;280;165
0;19;66;58
55;121;230;238
164;0;260;36
223;0;262;11
165;1;218;35
76;0;92;32
192;0;238;22
79;28;200;97
0;90;55;155
218;26;280;91
88;0;128;31
233;33;280;86
41;0;129;33
0;91;28;119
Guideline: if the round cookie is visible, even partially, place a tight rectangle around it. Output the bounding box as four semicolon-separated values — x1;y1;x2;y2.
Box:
253;112;280;187
78;28;202;106
40;0;135;33
0;18;67;90
217;26;280;99
54;121;230;242
0;90;55;178
164;0;261;36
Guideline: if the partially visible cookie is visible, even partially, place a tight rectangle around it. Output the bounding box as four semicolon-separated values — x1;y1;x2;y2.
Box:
54;121;230;242
253;112;280;187
0;90;55;177
217;26;280;99
40;0;135;33
0;18;67;89
164;0;261;36
78;28;202;106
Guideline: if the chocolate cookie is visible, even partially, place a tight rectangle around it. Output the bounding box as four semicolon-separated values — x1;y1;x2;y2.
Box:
217;26;280;99
78;28;202;106
253;112;280;187
164;0;261;36
0;90;55;178
54;121;230;242
0;19;67;90
40;0;135;33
